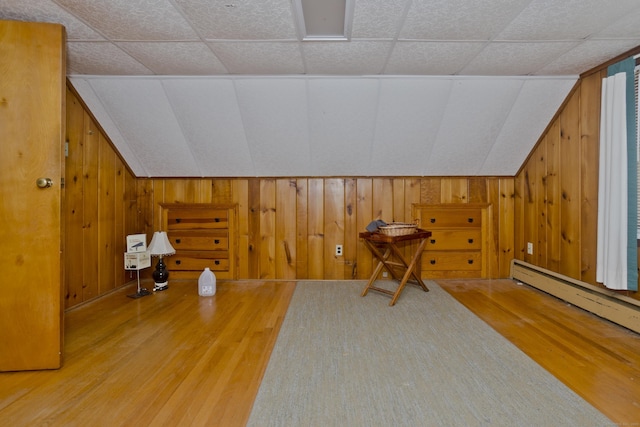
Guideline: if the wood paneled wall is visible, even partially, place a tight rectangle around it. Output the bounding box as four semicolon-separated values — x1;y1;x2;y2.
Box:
57;55;640;305
65;86;139;308
514;71;640;302
138;177;515;281
64;83;518;308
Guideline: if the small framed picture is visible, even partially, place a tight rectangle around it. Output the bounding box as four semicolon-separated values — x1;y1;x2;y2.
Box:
126;234;147;253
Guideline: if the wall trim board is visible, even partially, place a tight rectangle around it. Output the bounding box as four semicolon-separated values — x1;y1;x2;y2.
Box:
511;260;640;334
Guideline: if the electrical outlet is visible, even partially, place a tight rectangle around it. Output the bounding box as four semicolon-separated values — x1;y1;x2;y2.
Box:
527;242;534;255
382;271;388;278
335;244;343;256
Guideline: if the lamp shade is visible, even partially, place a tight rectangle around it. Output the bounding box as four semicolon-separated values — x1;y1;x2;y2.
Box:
148;231;175;257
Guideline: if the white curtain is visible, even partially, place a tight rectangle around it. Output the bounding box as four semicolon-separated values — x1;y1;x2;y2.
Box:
597;72;628;289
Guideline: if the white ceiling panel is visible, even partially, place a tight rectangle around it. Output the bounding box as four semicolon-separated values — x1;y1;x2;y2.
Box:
67;42;153;75
3;0;636;177
400;0;530;40
234;79;311;176
118;42;228;75
84;78;200;177
209;42;304;75
174;0;297;40
68;78;146;176
596;7;640;39
307;79;380;176
351;0;408;39
54;0;198;40
0;0;104;40
303;41;393;75
479;78;578;175
68;75;576;177
536;39;640;75
460;41;579;76
425;78;524;175
162;79;254;177
369;78;452;175
497;0;639;41
385;42;486;75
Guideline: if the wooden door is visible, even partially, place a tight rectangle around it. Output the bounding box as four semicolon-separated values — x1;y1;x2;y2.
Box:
0;20;66;370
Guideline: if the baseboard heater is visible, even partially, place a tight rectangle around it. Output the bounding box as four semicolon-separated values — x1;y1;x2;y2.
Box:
511;260;640;334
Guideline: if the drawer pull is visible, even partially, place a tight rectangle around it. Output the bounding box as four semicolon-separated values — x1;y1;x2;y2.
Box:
175;238;181;244
176;218;181;223
175;260;181;265
214;239;220;244
468;218;474;223
215;218;220;222
468;239;474;244
468;259;474;264
214;260;220;265
430;218;436;223
430;259;436;265
430;239;436;244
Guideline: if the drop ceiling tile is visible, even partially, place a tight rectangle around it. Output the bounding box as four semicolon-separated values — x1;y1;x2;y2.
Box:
536;39;640;75
118;42;228;75
303;41;392;75
0;0;104;40
209;42;304;74
174;0;297;40
460;41;578;76
67;42;153;75
385;41;485;75
351;0;408;39
55;0;198;40
596;7;640;38
234;79;311;176
162;79;254;176
400;0;530;40
497;0;639;41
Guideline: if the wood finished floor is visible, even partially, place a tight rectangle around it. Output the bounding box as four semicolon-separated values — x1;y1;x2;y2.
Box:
439;279;640;426
0;278;639;426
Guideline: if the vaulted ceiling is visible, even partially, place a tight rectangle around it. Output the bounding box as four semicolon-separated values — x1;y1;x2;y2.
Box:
3;0;640;177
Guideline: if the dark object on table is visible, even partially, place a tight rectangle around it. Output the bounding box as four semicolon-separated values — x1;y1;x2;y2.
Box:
366;219;387;232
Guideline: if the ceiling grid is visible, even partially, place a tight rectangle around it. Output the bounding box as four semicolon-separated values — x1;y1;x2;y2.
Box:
2;0;639;176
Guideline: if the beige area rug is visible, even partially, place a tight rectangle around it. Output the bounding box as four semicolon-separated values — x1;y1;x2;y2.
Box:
247;281;613;427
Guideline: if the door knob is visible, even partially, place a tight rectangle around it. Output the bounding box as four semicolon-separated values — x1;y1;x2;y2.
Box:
36;177;53;188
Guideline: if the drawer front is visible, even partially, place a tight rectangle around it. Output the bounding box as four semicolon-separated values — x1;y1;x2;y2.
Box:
168;231;228;251
420;208;481;228
167;251;229;271
167;208;229;230
426;229;482;250
421;251;482;271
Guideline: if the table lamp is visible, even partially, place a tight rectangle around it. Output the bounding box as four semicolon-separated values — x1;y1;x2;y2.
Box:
148;231;176;292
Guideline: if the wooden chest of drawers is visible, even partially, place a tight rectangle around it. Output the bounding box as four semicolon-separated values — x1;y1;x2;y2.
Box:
160;203;237;280
412;204;489;278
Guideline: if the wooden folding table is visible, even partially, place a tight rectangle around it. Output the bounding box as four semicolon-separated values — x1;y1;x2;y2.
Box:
359;229;431;306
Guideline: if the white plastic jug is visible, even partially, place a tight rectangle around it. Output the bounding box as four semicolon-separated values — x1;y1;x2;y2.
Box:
198;267;216;296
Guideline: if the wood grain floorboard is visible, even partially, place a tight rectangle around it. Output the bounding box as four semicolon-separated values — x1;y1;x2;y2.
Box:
0;280;296;427
1;278;639;426
438;278;640;425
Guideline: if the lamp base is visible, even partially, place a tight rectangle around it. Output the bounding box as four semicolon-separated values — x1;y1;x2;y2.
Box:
153;281;169;292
